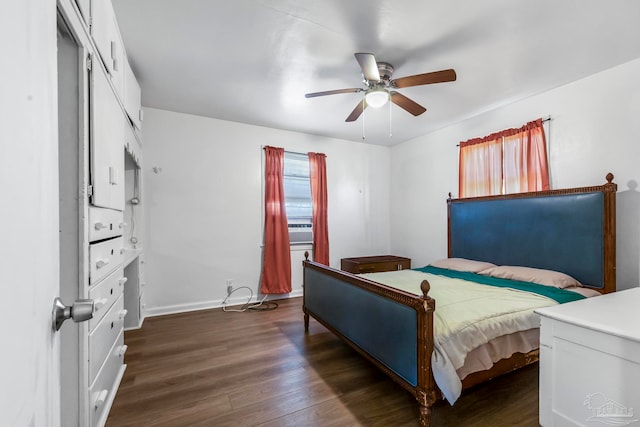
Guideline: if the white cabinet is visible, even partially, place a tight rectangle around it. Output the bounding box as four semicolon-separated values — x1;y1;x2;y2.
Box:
58;0;142;425
89;236;124;284
90;65;124;211
91;0;124;97
123;255;144;329
124;59;143;130
86;225;126;427
537;288;640;427
89;206;126;242
88;267;126;331
88;294;126;383
75;0;91;24
89;329;126;427
91;0;142;130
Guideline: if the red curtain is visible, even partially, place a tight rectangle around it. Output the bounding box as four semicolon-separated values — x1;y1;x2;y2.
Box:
308;152;329;265
503;119;550;193
260;146;291;294
459;134;503;197
459;118;549;197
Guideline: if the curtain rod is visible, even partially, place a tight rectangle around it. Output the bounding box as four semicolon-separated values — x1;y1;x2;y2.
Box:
455;116;551;147
261;146;324;157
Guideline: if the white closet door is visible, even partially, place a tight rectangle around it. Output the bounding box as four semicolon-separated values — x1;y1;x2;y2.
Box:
90;0;125;98
90;66;124;210
123;59;142;130
75;0;91;24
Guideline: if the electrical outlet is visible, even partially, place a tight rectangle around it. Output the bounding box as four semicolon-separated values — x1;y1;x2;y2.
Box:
226;279;234;295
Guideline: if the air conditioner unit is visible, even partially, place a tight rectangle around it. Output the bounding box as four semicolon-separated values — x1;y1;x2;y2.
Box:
288;225;312;244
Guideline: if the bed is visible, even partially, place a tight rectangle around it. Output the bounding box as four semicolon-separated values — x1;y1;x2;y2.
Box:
302;174;617;426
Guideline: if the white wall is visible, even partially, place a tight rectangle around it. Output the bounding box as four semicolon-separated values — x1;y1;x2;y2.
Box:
391;58;640;291
142;108;391;315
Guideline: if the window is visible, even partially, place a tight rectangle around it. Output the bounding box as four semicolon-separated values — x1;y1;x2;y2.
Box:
283;152;313;243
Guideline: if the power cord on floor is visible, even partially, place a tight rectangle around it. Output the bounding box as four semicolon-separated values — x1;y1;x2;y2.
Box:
222;286;279;312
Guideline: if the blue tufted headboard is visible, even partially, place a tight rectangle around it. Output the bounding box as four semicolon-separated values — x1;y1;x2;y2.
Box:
448;174;617;293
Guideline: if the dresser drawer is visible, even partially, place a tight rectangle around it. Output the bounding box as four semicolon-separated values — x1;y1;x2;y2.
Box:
89;329;126;427
88;267;126;331
89;294;126;384
89;236;124;284
341;255;411;274
89;207;124;242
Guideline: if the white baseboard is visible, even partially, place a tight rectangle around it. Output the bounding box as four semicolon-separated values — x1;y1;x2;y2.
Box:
144;289;303;318
124;316;145;331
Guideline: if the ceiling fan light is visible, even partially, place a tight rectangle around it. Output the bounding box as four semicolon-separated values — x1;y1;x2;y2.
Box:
365;89;389;108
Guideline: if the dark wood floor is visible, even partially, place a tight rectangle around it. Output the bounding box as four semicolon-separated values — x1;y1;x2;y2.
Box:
107;297;540;426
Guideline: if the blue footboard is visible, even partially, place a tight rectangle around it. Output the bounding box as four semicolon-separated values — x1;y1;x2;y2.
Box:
303;264;428;388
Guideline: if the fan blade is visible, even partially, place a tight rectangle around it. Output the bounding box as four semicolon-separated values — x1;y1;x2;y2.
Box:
305;88;363;98
392;69;456;88
354;53;380;82
345;100;367;122
390;91;427;116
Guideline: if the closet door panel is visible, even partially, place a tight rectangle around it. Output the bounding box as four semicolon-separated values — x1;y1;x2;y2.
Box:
75;0;91;24
90;0;114;75
123;59;142;130
109;22;125;99
108;118;126;211
90;0;124;97
90;66;124;210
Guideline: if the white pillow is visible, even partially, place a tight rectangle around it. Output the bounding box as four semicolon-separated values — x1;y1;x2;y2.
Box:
430;258;497;273
479;265;582;289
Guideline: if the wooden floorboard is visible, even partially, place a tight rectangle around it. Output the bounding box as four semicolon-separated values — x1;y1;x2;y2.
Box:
107;297;540;426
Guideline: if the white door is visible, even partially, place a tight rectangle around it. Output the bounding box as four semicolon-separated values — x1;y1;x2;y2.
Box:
0;1;61;426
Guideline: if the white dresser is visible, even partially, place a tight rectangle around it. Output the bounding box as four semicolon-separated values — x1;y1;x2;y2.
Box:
87;207;128;426
537;288;640;426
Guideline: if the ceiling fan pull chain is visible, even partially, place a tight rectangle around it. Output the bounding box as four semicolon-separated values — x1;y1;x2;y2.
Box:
362;98;366;140
389;99;393;138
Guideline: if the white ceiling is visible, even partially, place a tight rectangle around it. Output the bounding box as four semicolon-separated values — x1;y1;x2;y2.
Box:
112;0;640;146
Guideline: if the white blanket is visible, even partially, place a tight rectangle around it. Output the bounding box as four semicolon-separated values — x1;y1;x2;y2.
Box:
361;269;558;404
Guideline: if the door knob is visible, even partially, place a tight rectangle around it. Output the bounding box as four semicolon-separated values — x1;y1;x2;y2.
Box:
52;298;94;331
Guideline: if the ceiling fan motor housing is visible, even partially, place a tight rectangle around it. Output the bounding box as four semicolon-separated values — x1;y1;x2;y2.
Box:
376;62;394;81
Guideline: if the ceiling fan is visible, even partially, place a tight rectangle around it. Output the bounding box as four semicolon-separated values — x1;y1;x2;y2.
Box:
305;53;457;122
